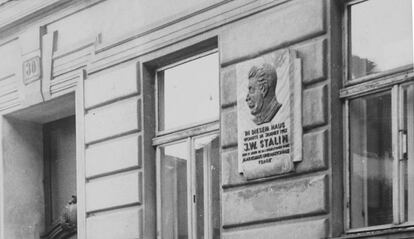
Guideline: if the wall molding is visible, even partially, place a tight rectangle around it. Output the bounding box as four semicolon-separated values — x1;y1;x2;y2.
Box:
88;0;292;73
0;0;72;32
0;74;20;114
0;0;295;114
0;0;293;78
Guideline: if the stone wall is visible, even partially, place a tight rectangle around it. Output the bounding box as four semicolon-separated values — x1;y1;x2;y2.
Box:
219;0;333;238
82;61;150;239
2;119;44;239
0;0;343;238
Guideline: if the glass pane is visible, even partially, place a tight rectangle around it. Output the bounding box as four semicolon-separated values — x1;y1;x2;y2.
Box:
402;85;414;222
194;134;220;239
158;52;219;131
160;142;189;239
349;92;393;228
350;0;413;80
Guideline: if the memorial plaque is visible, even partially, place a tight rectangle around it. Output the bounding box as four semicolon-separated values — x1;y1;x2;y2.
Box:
237;50;302;179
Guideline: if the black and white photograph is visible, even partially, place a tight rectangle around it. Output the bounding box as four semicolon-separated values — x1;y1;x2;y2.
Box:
0;0;413;238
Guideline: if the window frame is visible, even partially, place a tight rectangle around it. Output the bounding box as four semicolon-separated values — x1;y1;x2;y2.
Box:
344;84;414;233
343;86;397;233
343;0;414;87
154;49;219;137
342;0;414;234
152;50;220;239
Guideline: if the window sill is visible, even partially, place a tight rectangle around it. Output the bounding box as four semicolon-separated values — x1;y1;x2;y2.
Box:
332;226;414;239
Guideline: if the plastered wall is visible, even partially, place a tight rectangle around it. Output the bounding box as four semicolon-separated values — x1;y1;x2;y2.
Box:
2;119;44;239
82;62;148;238
0;0;344;238
219;0;333;237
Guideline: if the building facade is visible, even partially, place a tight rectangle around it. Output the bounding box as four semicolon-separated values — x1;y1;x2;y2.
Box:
0;0;412;238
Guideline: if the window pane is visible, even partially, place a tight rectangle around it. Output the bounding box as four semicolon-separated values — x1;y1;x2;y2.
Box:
350;0;413;80
158;52;219;131
402;85;414;222
349;92;393;228
194;134;220;239
160;142;189;239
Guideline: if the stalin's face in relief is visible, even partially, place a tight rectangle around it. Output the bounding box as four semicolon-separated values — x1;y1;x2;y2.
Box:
246;75;264;115
245;63;282;125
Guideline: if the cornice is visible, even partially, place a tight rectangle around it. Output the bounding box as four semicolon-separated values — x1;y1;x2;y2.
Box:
0;0;73;33
89;0;292;73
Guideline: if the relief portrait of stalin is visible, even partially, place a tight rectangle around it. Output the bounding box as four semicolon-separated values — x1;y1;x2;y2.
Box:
245;63;282;125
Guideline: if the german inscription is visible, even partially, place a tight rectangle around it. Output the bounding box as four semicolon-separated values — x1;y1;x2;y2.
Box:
237;50;302;179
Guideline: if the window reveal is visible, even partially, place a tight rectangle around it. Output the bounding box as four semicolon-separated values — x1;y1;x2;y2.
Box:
154;51;220;239
41;116;77;238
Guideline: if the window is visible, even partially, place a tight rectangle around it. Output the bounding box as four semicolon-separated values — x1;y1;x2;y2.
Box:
347;0;413;82
154;51;220;239
343;0;414;233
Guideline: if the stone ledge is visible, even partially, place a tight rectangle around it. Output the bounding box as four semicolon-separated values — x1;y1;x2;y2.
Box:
223;218;328;239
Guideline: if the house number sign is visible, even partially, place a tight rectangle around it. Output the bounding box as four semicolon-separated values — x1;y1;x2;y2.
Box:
23;56;41;84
